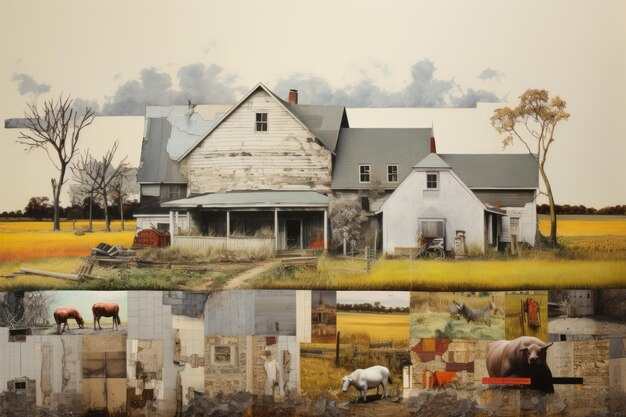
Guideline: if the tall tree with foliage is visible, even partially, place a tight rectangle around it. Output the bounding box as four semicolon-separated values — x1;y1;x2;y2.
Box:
17;95;96;230
329;198;367;252
491;89;570;245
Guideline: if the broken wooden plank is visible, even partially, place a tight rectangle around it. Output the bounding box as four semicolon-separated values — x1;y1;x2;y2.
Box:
20;268;81;281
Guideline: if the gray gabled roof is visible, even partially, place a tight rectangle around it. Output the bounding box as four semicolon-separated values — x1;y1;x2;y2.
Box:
440;154;539;188
137;117;188;184
162;190;329;208
331;128;433;190
282;103;348;153
413;153;451;169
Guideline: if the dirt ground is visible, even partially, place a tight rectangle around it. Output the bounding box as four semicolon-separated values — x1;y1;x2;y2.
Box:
548;315;626;337
28;323;128;336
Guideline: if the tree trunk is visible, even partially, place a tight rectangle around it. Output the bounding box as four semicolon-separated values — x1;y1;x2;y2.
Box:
51;178;61;231
88;193;93;232
119;194;125;231
539;166;558;245
103;190;110;232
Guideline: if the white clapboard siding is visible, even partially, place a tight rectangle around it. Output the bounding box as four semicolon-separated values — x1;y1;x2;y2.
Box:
501;203;537;245
171;236;275;252
296;291;312;343
186;89;332;194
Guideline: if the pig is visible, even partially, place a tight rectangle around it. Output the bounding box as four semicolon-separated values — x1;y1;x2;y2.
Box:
486;336;554;393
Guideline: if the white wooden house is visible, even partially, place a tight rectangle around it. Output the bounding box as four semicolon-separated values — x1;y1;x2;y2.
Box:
134;82;538;255
380;152;538;254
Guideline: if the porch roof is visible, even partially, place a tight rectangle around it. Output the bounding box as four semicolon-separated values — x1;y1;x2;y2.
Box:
162;190;330;209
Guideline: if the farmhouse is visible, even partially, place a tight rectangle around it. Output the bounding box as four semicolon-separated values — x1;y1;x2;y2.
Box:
135;83;538;254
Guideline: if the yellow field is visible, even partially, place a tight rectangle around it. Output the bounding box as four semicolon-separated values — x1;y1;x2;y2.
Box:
337;312;409;344
257;257;626;290
539;215;626;236
0;221;135;261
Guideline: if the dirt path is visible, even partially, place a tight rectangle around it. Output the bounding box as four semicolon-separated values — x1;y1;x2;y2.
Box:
223;260;281;289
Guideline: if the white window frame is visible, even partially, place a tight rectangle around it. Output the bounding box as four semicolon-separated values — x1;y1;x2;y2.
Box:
510;217;520;237
387;164;399;183
255;112;268;132
359;164;371;183
426;172;439;190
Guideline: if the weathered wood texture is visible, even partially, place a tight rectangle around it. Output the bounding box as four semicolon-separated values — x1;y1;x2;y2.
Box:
473;190;535;208
185;89;332;194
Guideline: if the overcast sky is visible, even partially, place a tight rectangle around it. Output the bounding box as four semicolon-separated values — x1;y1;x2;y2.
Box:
1;0;624;211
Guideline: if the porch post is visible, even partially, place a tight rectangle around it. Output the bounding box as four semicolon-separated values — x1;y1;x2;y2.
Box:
226;210;230;249
274;208;279;251
323;209;328;251
169;210;175;238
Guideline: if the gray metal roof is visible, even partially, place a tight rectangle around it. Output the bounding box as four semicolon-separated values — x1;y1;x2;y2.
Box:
162;190;329;208
137;117;188;184
413;153;451;169
331;128;433;190
440;154;539;188
283;103;347;153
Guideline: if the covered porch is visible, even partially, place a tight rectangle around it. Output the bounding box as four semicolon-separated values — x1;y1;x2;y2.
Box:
162;191;329;253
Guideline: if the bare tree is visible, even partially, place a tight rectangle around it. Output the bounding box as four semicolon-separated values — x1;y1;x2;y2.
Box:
17;95;96;230
491;89;570;245
79;141;129;232
70;151;101;231
108;167;137;231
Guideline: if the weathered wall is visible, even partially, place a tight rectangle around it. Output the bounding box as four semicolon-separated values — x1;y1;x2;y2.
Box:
205;336;249;396
186;89;332;194
500;203;537;245
597;289;626;319
82;334;127;415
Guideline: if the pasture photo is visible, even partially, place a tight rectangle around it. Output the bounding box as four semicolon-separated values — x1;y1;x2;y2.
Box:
410;292;505;341
300;342;406;402
337;291;409;347
0;290;127;336
504;291;548;341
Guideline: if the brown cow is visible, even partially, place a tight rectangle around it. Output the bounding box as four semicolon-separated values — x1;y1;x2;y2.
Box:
486;336;554;393
92;302;121;330
53;307;85;334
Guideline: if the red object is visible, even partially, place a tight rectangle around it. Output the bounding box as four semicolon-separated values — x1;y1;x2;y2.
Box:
430;136;437;153
423;370;458;389
525;298;540;327
482;377;531;385
288;89;298;104
308;239;326;250
133;229;170;248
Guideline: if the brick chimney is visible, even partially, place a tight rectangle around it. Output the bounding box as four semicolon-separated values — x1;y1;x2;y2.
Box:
430;136;437;153
288;89;298;104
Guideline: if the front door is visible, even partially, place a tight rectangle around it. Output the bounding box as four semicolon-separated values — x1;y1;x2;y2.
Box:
285;219;302;249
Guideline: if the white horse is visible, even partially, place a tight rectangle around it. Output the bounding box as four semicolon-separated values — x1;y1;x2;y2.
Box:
342;365;392;402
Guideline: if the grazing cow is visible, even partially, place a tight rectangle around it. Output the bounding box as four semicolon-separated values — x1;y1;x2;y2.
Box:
53;307;85;334
486;336;554;393
92;303;121;330
342;365;392;402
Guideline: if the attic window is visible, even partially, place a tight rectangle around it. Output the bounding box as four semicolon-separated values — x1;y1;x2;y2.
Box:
426;173;438;189
255;113;268;132
359;165;371;183
387;165;398;182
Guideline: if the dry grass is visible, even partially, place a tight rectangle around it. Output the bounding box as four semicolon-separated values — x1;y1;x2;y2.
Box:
0;220;136;261
256;256;626;290
337;312;409;346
